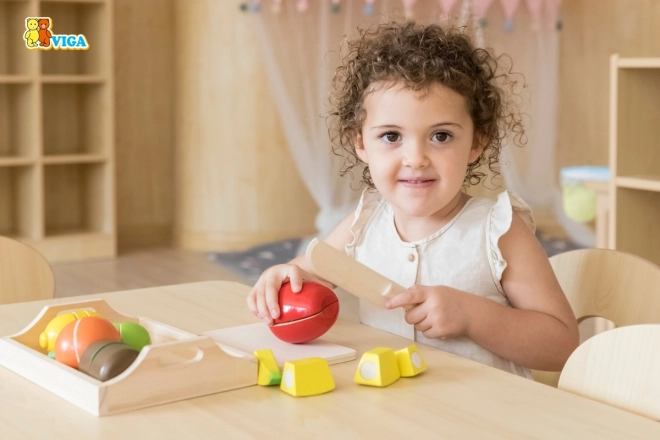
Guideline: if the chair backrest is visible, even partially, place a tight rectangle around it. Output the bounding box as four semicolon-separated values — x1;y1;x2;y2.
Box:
0;236;55;305
558;324;660;420
532;248;660;387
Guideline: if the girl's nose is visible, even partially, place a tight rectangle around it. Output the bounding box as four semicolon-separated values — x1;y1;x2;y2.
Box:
402;141;430;169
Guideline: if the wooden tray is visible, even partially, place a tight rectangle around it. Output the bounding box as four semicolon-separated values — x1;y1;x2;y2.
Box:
0;299;257;416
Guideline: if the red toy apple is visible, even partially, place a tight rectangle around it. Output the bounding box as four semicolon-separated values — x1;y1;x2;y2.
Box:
269;281;339;344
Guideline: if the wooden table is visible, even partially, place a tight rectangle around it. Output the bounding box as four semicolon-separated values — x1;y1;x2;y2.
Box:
1;281;658;439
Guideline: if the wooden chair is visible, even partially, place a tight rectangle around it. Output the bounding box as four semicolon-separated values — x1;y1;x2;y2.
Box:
558;324;660;420
532;248;660;387
0;236;55;305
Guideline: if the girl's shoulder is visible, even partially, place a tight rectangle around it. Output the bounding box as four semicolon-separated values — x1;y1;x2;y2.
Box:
482;191;536;289
482;191;535;233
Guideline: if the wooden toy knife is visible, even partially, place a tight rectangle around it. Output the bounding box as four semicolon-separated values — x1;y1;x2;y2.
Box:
305;238;413;310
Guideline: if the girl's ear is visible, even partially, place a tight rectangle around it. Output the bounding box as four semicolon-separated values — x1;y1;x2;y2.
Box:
355;134;368;163
469;132;486;163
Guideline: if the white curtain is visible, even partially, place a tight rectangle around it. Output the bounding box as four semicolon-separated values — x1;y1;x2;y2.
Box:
254;0;594;248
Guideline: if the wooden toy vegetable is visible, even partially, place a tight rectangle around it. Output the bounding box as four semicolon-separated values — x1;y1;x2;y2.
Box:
54;316;121;368
269;281;339;344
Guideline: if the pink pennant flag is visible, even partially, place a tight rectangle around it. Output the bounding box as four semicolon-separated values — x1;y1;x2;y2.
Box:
545;0;562;29
473;0;496;19
525;0;544;21
438;0;460;21
500;0;521;20
402;0;418;17
500;0;521;30
438;0;460;14
297;0;309;12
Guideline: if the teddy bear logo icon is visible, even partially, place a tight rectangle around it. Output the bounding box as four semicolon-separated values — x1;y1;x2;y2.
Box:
24;18;39;48
24;17;52;48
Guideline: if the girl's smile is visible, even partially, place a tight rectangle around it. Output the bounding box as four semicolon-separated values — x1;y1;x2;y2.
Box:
356;81;484;242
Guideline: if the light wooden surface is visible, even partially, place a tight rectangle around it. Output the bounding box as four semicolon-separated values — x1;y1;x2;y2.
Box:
1;281;659;438
558;0;660;172
559;324;660;420
0;0;116;263
583;180;610;249
0;236;55;305
609;54;660;266
173;0;318;252
113;0;175;251
532;248;660;387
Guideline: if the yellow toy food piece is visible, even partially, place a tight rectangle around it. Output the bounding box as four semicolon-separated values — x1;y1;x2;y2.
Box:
354;347;401;387
253;349;282;386
39;310;101;352
395;344;427;377
280;357;335;397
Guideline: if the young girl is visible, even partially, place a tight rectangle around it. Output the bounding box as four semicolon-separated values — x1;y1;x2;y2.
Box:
247;21;579;378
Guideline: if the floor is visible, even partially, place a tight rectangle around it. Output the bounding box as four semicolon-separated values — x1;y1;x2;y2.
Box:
52;247;249;298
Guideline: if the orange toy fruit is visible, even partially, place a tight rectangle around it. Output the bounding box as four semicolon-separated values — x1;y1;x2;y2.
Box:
54;316;121;369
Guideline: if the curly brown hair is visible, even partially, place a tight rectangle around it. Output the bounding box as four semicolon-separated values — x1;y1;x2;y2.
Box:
328;21;526;189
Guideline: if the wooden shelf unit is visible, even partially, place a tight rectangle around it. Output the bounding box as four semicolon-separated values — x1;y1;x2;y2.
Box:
609;55;660;266
0;0;115;262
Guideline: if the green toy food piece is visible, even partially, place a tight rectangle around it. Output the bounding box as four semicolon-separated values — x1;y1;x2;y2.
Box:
113;322;151;351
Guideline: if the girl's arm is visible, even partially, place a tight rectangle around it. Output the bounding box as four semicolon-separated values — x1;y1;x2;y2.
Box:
463;213;580;371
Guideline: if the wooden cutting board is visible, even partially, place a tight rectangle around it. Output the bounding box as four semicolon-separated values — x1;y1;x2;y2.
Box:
202;323;356;367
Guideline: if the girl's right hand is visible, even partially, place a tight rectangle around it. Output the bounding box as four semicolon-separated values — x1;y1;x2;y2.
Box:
247;264;326;325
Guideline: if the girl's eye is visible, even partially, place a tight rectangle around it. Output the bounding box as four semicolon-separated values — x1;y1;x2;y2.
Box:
380;132;401;144
433;132;452;143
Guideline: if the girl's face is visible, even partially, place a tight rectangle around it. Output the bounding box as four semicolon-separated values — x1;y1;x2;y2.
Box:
356;81;484;220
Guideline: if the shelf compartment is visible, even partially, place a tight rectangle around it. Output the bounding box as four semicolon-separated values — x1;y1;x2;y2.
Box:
40;1;107;75
616;176;660;193
0;157;35;167
41;0;106;4
0;83;36;158
614;188;660;266
618;58;660;69
0;1;38;75
41;74;105;84
43;154;107;164
615;68;660;178
0;75;32;84
0;166;39;239
44;163;111;237
43;83;109;155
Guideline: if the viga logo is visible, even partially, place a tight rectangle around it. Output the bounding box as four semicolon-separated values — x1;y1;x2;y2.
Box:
24;18;89;50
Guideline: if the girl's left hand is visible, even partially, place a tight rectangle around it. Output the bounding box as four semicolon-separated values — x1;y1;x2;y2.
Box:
385;285;472;340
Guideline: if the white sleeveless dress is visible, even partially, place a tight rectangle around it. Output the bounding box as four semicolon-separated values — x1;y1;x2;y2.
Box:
345;189;535;379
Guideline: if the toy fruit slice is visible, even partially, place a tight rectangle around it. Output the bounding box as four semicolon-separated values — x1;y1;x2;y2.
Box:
54;316;121;369
79;340;139;382
269;281;339;344
113;322;151;350
39;310;101;352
